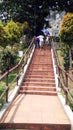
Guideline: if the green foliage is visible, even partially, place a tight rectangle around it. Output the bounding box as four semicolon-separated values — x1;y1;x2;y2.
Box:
59;13;73;71
68;92;73;111
0;22;9;48
0;1;73;35
59;13;73;47
0;20;23;49
55;36;60;42
0;96;5;110
0;50;17;73
5;19;22;46
63;54;70;71
0;20;24;73
0;1;52;35
22;21;30;34
61;45;70;71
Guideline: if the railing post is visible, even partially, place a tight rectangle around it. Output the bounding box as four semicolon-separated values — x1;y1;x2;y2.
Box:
6;71;9;103
65;73;68;104
22;58;24;73
17;75;19;86
17;65;19;86
58;66;60;88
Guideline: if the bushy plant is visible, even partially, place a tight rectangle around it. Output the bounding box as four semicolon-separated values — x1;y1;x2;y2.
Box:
0;50;17;73
59;13;73;71
63;50;70;71
0;22;9;48
5;19;22;46
59;13;73;47
61;45;70;71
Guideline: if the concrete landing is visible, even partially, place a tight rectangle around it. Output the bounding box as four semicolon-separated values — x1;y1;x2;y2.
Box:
1;95;70;125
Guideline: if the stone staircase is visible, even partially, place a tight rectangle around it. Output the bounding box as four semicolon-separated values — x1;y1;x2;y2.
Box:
19;46;57;96
0;45;71;130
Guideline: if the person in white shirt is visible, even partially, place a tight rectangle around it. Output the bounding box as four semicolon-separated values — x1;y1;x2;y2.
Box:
37;35;44;48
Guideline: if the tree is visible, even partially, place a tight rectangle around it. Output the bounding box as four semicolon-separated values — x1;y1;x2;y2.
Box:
5;19;22;46
0;20;22;48
59;13;73;46
59;13;73;71
0;22;9;48
0;20;23;73
22;21;30;35
0;49;17;73
0;0;73;35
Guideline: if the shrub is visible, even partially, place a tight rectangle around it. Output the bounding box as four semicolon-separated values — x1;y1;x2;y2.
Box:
0;50;17;73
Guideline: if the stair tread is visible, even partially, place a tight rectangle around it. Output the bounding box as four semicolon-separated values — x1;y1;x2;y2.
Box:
21;85;56;88
24;78;55;82
26;73;54;76
19;90;57;96
30;63;53;65
19;90;57;93
24;77;55;80
23;81;55;84
26;74;54;76
27;70;54;72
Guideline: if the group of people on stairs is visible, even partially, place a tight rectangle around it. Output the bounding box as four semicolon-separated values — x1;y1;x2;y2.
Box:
34;34;50;48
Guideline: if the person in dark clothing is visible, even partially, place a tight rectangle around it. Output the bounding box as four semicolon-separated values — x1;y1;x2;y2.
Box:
35;37;40;48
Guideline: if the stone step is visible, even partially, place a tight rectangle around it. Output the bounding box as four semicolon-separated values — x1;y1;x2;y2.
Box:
25;74;55;78
24;77;55;83
20;86;56;91
26;71;54;78
31;60;52;63
19;90;57;96
33;53;51;56
29;63;53;66
30;62;52;64
28;68;53;71
26;70;54;74
33;55;52;57
0;123;70;130
22;81;55;87
32;56;52;59
31;57;52;59
29;63;53;67
28;65;53;69
30;61;53;64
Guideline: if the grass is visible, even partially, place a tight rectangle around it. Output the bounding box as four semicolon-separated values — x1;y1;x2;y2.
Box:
0;72;16;103
0;85;5;96
0;81;6;109
0;63;24;109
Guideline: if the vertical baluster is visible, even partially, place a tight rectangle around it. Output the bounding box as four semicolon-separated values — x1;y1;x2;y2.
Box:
17;65;19;86
58;66;60;88
6;71;9;103
65;73;68;104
